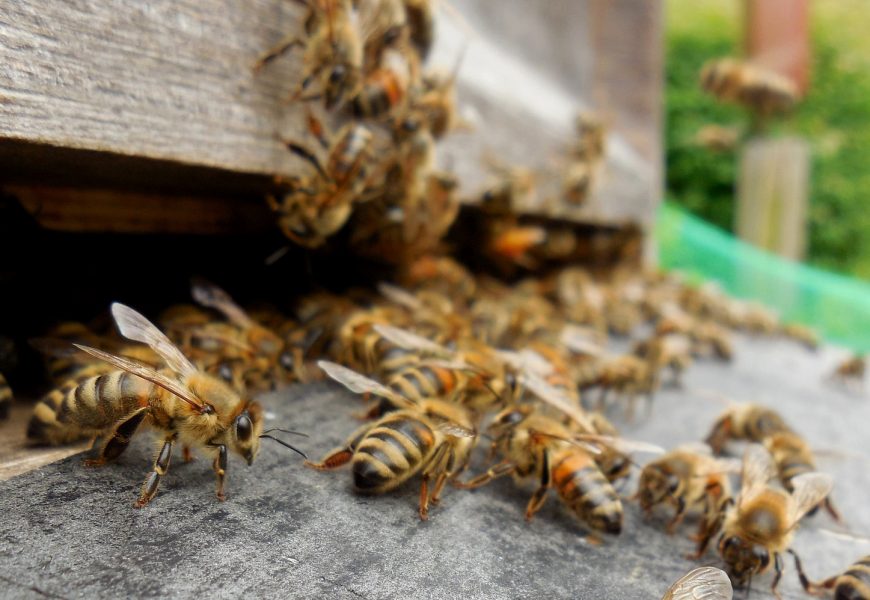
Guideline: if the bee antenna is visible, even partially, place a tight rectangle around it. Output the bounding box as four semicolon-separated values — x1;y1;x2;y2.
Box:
262;427;309;438
259;434;308;459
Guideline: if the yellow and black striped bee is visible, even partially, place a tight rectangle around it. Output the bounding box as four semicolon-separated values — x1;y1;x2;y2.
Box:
307;361;477;520
792;554;870;599
27;303;305;507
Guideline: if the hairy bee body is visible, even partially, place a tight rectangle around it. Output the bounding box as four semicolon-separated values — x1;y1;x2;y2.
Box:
403;0;434;59
705;404;789;454
0;372;11;420
829;556;870;599
387;363;464;404
720;488;791;582
763;431;816;493
551;447;622;534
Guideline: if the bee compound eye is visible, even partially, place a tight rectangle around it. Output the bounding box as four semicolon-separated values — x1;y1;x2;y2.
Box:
329;65;346;84
235;412;253;442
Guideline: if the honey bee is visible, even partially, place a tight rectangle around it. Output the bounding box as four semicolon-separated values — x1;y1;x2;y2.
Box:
401;255;476;302
717;444;832;597
27;303;306;507
403;0;434;60
633;333;693;388
704;403;790;455
637;443;737;554
780;322;819;351
0;372;11;420
694;124;741;153
661;566;733;600
594;354;656;418
562;111;606;205
351;46;416;119
308;361;477;520
269;116;376;247
254;0;363;109
700;58;797;117
791;553;870;599
830;354;865;387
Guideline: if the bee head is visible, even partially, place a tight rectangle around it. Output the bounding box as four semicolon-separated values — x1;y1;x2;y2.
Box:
323;62;358;109
637;466;678;511
719;535;769;584
231;402;263;466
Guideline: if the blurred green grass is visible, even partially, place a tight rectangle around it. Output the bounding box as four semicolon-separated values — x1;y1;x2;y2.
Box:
666;0;870;279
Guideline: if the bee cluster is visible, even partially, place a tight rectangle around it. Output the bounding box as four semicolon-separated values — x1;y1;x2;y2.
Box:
0;2;866;599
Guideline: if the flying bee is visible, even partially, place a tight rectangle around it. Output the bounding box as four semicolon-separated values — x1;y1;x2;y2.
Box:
717;444;832;598
661;566;733;600
269;115;377;247
456;404;660;538
700;58;797;118
28;303;306;507
637;443;738;555
704;403;790;455
791;553;870;599
309;361;477;520
0;372;11;420
254;0;363;109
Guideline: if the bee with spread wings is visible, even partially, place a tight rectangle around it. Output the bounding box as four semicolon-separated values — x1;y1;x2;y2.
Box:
309;360;477;520
36;303;306;507
662;566;733;600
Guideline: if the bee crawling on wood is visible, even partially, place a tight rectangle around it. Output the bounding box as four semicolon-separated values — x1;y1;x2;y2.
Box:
27;303;307;507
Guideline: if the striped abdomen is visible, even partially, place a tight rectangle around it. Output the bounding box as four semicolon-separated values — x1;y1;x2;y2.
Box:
744;407;789;441
0;373;11;420
552;450;622;534
835;556;870;600
27;370;153;445
764;432;815;491
327;124;372;190
388;365;460;403
352;69;406;119
352;413;436;493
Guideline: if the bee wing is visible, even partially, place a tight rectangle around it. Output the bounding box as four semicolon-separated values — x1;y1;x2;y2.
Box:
788;472;834;525
496;349;554;377
191;279;256;329
520;373;596;432
662;566;733;600
372;324;451;357
377;282;423;312
111;303;197;378
560;325;606;357
676;441;714;456
317;360;413;408
422;359;481;373
437;421;476;439
576;434;665;455
74;344;204;411
527;430;601;456
738;444;778;506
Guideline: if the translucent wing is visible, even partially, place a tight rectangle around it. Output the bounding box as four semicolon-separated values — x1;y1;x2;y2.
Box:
526;430;601;456
662;566;733;600
577;434;664;456
520;373;595;432
74;344;203;411
788;472;834;525
317;360;412;408
190;279;256;329
373;324;450;357
496;349;554;377
111;303;197;377
377;282;423;311
560;325;606;357
437;421;476;439
676;441;714;456
739;444;778;506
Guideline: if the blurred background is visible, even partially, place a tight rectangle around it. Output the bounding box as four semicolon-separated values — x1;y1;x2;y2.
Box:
660;0;870;350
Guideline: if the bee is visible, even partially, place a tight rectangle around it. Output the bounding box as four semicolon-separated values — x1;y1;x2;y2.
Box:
704;403;790;455
594;354;657;418
780;323;819;351
830;354;865;387
27;303;306;507
254;0;363;109
791;554;870;599
662;567;733;600
402;255;476;302
633;333;693;388
717;444;832;597
269;116;376;247
637;443;737;555
0;372;11;420
403;0;434;60
308;361;477;520
695;124;741;152
700;58;797;117
351;46;416;120
562;112;606;205
457;403;660;538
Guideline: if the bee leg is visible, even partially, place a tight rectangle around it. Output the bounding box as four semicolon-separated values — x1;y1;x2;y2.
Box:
182;446;195;463
213;444;228;501
305;422;373;470
822;496;842;522
665;497;686;534
452;460;515;489
419;443;450;520
252;35;304;72
770;552;784;600
524;448;551;521
430;446;461;505
135;435;176;508
788;549;825;594
84;407;149;467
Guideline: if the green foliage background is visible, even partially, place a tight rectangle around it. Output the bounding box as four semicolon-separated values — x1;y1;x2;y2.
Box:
666;0;870;279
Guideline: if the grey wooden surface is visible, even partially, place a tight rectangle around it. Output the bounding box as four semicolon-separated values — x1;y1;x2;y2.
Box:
0;0;662;227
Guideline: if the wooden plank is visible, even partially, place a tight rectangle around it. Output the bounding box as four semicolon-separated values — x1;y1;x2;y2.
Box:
0;402;88;481
0;0;662;229
735;136;810;260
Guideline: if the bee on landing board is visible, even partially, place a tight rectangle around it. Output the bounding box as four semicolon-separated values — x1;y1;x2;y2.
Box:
791;553;870;599
716;444;832;598
307;360;477;520
661;566;732;600
27;303;306;507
